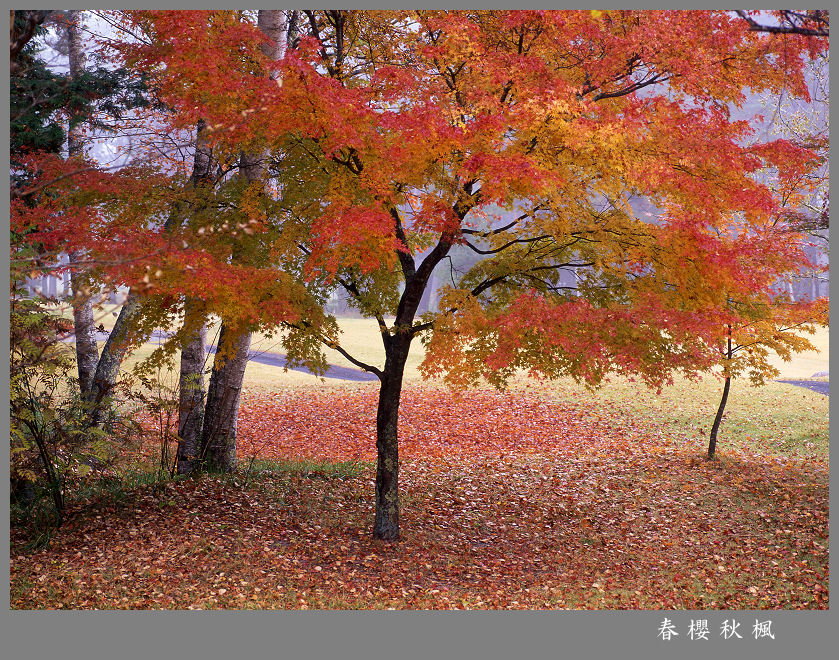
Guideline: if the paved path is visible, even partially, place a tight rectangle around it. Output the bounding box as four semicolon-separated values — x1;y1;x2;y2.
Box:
777;380;829;396
204;343;378;382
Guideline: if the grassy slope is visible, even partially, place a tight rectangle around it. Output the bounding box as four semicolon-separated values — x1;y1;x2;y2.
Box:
116;313;829;458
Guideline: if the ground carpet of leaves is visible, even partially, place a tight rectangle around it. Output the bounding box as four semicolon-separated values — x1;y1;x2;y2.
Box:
10;386;829;609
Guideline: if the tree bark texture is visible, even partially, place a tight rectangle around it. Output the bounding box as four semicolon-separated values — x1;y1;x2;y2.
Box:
66;11;85;158
174;120;213;474
69;265;100;396
66;10;100;396
708;331;733;459
198;324;251;472
257;9;288;65
176;308;207;475
86;290;142;423
373;337;412;540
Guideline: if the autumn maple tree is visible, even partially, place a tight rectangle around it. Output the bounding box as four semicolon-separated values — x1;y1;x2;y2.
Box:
43;10;826;541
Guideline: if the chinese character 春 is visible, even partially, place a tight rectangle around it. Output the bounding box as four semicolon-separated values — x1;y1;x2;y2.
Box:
721;619;742;639
689;619;709;640
658;618;679;640
753;620;775;640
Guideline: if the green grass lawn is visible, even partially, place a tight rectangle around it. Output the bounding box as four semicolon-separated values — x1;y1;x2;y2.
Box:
521;374;829;460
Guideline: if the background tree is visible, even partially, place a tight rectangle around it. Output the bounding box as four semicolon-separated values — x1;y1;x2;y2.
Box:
707;296;828;458
197;9;293;473
9;10;158;511
10;10;52;75
11;9;158;422
65;10;100;397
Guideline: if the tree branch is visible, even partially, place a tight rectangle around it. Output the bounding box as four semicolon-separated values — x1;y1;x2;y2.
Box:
282;320;383;379
463;234;552;255
735;9;829;37
388;205;416;281
461;211;532;237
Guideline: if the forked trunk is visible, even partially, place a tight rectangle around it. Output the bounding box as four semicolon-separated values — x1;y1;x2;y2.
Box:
176;306;207;475
199;323;251;472
86;290;142;425
194;10;283;473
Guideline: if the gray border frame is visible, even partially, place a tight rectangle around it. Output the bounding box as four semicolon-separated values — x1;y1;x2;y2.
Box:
3;2;834;659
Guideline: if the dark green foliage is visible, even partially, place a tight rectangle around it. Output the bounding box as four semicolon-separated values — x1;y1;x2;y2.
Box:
10;10;152;162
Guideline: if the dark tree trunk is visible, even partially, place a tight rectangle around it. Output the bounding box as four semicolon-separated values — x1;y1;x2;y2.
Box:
708;331;733;459
373;338;411;541
86;291;142;424
176;305;207;475
367;207;458;540
10;476;36;510
708;376;731;459
198;323;251;472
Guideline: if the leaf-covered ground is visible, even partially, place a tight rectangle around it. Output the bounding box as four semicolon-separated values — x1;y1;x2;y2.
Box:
10;386;828;609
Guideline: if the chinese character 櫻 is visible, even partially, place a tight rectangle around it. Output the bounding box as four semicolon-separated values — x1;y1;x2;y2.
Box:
689;619;709;640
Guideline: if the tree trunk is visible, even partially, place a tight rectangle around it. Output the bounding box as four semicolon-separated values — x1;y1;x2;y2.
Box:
176;304;207;475
373;337;410;540
86;290;142;424
66;10;100;396
367;213;456;539
66;11;85;158
257;9;288;63
174;118;213;473
69;266;100;396
192;9;285;473
198;323;251;472
708;331;733;459
707;376;731;459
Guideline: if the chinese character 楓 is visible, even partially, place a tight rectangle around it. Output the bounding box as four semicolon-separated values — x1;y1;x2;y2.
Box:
753;620;775;640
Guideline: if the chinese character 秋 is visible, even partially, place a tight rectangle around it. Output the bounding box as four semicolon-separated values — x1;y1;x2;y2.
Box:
658;618;679;640
753;620;775;640
689;619;709;640
721;619;742;640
